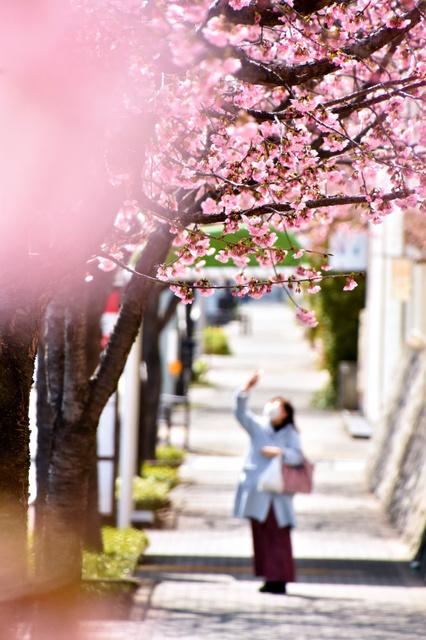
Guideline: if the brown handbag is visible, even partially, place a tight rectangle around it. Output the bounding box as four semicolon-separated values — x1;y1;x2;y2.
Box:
282;457;314;494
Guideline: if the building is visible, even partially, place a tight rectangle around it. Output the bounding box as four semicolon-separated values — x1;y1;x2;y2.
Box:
361;207;426;576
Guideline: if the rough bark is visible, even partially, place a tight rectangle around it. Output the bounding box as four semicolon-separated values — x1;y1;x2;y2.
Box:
36;271;112;564
34;301;66;565
41;295;91;586
0;300;42;590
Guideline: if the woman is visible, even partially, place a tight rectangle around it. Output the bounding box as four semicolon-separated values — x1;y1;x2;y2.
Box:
233;371;303;594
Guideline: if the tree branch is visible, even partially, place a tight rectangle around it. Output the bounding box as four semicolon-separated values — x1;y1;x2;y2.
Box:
194;189;411;224
231;3;425;87
87;225;172;423
207;0;353;27
333;79;426;117
316;112;386;159
211;76;426;127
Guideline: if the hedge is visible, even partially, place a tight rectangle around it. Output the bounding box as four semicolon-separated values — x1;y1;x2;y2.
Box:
309;273;366;406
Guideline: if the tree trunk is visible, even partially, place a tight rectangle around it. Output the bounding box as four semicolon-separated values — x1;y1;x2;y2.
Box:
0;304;41;589
83;271;113;551
39;292;91;586
43;417;96;585
34;301;65;571
34;340;54;566
36;272;111;567
138;290;180;467
36;227;172;586
139;289;162;465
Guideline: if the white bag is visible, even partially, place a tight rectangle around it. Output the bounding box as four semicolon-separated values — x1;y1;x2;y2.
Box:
257;455;284;493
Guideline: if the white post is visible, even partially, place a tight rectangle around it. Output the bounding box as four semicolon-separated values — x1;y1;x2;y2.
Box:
117;330;141;528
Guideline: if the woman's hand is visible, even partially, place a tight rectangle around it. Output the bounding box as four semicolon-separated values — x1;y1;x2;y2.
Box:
242;371;260;392
261;446;282;459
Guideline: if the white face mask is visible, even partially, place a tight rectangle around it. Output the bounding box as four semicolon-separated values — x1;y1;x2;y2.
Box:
263;401;282;422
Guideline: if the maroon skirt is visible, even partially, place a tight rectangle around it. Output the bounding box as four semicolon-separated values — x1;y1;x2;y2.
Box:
250;507;295;582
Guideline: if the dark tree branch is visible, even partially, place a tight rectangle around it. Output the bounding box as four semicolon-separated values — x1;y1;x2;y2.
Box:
230;2;425;87
207;0;353;27
333;79;426;117
87;225;173;423
209;76;426;127
323;74;420;107
194;189;411;224
316;112;386;159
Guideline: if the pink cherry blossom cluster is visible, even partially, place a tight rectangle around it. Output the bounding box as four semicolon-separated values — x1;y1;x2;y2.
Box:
81;0;426;321
296;308;319;328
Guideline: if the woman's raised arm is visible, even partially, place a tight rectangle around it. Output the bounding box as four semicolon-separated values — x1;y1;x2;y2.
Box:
234;372;261;438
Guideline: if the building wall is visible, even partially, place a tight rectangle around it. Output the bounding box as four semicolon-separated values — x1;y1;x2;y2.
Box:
368;347;426;552
362;211;405;423
364;209;426;556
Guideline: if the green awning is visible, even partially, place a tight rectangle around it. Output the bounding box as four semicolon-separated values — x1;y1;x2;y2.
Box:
167;224;301;268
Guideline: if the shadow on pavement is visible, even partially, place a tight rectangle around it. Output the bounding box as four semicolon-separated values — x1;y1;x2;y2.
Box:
139;556;421;587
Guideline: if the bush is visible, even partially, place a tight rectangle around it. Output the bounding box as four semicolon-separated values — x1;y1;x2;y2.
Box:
191;358;210;385
102;526;149;558
82;526;149;581
203;326;232;355
308;273;366;406
141;463;179;488
155;445;185;467
131;476;171;511
311;381;338;409
83;552;137;581
116;476;171;511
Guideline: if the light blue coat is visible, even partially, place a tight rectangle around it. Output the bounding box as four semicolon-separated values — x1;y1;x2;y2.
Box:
233;390;303;528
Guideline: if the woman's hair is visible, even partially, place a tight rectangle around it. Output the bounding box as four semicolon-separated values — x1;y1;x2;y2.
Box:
271;396;296;428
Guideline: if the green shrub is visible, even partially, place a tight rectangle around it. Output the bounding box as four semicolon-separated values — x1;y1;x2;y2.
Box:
102;526;149;557
82;526;149;581
141;463;179;488
131;476;171;511
202;326;232;355
116;476;171;511
311;381;338;409
155;445;185;467
191;358;210;385
83;551;137;581
308;273;366;406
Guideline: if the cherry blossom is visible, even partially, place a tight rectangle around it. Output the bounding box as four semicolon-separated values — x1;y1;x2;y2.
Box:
82;0;426;320
343;277;359;292
296;308;319;328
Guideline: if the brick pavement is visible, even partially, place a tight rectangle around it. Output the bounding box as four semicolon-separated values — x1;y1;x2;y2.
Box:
91;302;426;639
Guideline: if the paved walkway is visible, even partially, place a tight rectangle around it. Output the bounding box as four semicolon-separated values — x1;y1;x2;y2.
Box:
91;302;426;639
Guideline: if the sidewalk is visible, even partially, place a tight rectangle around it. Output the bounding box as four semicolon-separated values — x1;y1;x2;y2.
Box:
93;302;426;639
